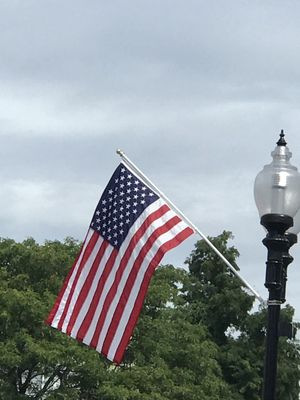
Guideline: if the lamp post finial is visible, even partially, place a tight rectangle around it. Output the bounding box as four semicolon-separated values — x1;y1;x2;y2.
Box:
277;129;287;146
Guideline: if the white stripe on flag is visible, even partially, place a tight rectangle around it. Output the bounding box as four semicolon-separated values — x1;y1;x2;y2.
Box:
106;220;188;361
50;228;94;328
70;243;115;338
61;235;105;332
82;199;175;346
92;205;178;351
69;198;165;340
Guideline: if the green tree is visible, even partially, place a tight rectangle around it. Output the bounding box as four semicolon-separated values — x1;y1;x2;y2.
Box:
0;234;299;399
0;238;109;399
0;238;235;399
184;231;254;344
185;231;300;399
113;265;236;400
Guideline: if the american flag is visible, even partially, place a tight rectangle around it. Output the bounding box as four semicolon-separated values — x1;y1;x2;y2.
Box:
46;163;194;363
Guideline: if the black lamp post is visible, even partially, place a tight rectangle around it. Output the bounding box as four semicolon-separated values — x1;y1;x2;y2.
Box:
254;131;300;400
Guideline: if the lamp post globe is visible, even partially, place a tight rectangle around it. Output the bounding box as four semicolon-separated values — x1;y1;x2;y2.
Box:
254;131;300;400
254;130;300;219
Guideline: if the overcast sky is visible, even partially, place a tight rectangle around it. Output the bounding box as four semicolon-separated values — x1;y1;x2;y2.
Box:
2;0;300;318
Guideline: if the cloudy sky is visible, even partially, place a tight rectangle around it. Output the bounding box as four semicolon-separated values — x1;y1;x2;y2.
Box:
2;0;300;318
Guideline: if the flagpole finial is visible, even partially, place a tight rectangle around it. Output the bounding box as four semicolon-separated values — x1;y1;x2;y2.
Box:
277;130;287;146
116;149;125;156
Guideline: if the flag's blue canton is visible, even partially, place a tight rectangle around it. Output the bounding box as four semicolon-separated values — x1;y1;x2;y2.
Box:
90;164;159;249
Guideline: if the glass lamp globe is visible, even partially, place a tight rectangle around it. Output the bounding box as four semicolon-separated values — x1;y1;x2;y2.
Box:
254;131;300;219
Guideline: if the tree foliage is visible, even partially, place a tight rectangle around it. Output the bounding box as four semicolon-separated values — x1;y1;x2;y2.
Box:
0;233;299;399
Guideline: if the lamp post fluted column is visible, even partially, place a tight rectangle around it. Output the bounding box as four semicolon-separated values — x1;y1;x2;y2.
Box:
261;214;292;400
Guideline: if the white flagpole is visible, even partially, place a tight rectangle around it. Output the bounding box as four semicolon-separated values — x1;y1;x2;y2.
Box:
116;149;265;305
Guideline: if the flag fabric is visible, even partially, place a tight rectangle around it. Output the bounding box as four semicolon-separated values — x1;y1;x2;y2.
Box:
46;162;194;363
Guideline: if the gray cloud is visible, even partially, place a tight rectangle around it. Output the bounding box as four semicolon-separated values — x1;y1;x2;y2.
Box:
2;0;300;318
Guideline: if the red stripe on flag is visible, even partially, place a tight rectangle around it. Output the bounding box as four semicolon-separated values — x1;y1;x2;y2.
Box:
46;251;82;326
75;247;118;342
100;215;183;356
66;239;109;335
76;204;169;344
112;226;193;363
46;231;91;326
57;231;99;331
88;204;171;348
